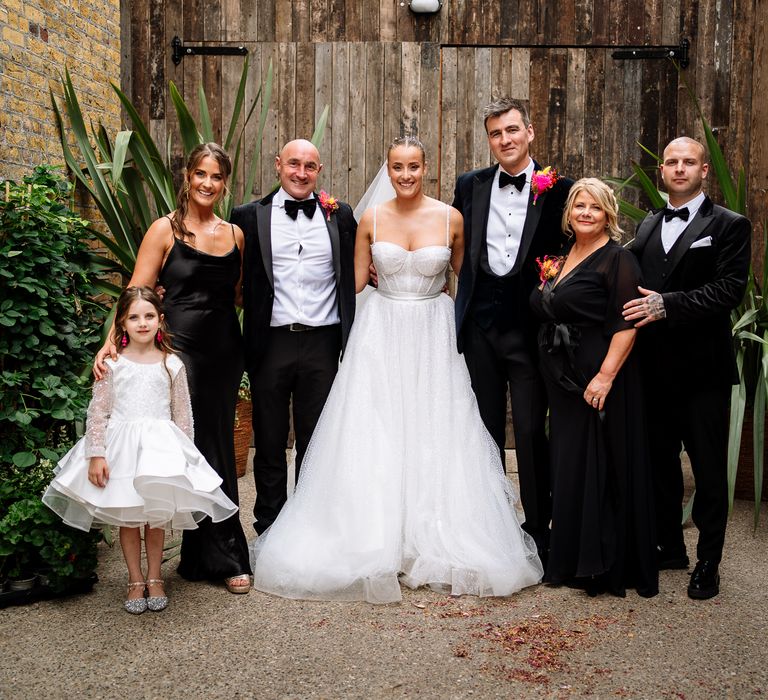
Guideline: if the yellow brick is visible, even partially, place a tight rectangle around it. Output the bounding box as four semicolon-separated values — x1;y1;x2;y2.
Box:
25;7;45;25
3;0;22;13
2;26;25;46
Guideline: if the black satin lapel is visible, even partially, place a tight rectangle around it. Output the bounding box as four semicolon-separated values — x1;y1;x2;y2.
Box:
470;169;495;271
631;211;664;256
325;210;342;282
256;201;274;288
667;209;715;275
513;189;544;272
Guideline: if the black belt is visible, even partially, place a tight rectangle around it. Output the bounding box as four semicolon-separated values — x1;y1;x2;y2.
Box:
282;322;316;332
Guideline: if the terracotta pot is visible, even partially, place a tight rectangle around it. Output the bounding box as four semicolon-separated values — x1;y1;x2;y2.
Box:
233;398;253;479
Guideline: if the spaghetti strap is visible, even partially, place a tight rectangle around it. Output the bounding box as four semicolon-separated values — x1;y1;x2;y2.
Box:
372;206;378;243
230;222;236;245
445;204;451;247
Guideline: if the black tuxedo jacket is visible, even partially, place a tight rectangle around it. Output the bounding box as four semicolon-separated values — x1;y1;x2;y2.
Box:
629;195;751;386
231;190;357;373
451;161;573;352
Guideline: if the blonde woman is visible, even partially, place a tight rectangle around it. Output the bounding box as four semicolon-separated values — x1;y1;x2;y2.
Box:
530;178;658;598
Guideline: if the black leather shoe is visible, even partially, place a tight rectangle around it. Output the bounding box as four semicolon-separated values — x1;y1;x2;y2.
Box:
687;560;720;600
656;545;689;570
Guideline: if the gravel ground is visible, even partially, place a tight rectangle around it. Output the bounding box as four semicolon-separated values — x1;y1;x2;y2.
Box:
1;452;766;700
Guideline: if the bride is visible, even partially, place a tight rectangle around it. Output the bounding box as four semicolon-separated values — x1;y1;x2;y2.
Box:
249;136;543;603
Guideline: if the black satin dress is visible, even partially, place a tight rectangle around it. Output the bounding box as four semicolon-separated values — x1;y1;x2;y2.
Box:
529;241;657;598
159;232;251;580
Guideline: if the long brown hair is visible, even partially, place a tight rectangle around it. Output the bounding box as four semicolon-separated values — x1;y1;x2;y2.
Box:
171;142;232;243
112;286;177;392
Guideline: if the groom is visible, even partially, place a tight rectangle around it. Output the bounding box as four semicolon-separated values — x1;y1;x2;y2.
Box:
452;97;572;561
231;139;357;534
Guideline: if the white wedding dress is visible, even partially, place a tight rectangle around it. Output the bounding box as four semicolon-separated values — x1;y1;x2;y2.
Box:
249;206;543;603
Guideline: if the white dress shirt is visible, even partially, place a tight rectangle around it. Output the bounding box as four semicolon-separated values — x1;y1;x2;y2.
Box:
485;159;535;276
661;190;706;253
270;188;339;327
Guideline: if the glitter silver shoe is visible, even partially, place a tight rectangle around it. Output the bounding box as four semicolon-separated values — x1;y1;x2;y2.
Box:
124;581;148;614
146;578;168;612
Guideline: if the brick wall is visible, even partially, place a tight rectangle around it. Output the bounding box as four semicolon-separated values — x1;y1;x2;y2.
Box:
0;0;121;181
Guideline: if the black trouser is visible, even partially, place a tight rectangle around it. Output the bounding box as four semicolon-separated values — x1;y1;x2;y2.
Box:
461;318;551;548
249;324;341;534
646;382;730;564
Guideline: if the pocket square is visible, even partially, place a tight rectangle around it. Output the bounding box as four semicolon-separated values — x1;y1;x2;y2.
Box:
690;236;712;249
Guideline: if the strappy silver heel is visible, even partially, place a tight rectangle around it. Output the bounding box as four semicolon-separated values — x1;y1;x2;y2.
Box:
124;581;148;614
146;578;168;611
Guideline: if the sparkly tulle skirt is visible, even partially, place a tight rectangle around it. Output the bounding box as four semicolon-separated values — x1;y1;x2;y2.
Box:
43;418;238;531
249;289;543;603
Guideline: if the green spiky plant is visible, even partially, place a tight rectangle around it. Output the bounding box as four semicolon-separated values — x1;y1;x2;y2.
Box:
607;67;765;527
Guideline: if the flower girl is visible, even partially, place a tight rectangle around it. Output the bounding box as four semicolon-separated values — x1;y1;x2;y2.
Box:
43;287;238;613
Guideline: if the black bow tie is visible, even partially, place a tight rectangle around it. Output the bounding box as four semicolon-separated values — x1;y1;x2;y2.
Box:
499;171;527;191
284;198;317;220
663;206;690;222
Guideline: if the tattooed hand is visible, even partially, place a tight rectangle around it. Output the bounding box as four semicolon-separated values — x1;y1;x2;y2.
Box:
622;286;667;327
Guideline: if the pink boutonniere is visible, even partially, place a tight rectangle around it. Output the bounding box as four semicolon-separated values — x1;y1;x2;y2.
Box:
319;190;340;220
531;166;559;205
536;255;563;285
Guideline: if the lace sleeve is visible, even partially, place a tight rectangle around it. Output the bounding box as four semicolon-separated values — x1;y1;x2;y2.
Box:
84;367;113;458
170;363;195;441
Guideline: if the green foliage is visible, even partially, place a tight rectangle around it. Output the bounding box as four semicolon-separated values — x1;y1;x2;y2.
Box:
0;166;104;585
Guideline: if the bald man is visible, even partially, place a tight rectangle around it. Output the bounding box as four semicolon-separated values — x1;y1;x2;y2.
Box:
623;137;751;599
231;140;357;533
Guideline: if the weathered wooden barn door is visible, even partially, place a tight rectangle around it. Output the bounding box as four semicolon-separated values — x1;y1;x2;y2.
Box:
438;46;680;206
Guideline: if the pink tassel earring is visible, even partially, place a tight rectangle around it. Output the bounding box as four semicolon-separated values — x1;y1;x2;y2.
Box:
121;331;128;347
156;330;163;343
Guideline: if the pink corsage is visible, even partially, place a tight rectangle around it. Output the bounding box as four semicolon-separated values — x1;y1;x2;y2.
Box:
531;166;559;205
536;255;563;285
318;190;340;220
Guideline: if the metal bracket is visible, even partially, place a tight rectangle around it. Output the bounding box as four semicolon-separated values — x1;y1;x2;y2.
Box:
171;36;248;66
612;39;689;68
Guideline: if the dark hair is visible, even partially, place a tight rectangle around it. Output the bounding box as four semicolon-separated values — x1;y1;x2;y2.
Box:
387;135;426;163
172;142;232;242
481;97;531;131
112;286;175;355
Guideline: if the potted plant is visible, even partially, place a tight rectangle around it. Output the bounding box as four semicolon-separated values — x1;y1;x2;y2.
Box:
233;372;252;478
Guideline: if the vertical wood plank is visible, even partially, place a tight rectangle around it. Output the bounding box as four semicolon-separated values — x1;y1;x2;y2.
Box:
182;0;204;125
345;0;362;41
314;42;334;190
257;0;276;41
131;0;150;125
347;42;368;208
726;0;755;180
382;41;402;146
295;43;316;139
361;0;380;41
528;47;550;166
472;48;492;169
165;0;184;178
292;0;311;42
149;0;165;121
482;0;502;45
221;56;245;202
711;0;732;129
222;0;241;40
277;42;297;148
440;46;458;202
400;42;421;136
330;42;350;201
311;0;329;42
418;43;440;196
455;47;475;176
328;0;346;40
275;0;293;42
546;49;568;167
203;1;223;142
748;0;768;258
563;48;586;178
380;0;397;42
574;0;593;43
661;0;681;44
553;0;575;44
260;44;280;198
582;49;605;178
602;48;624;177
365;42;385;186
396;0;416;42
499;0;520;43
